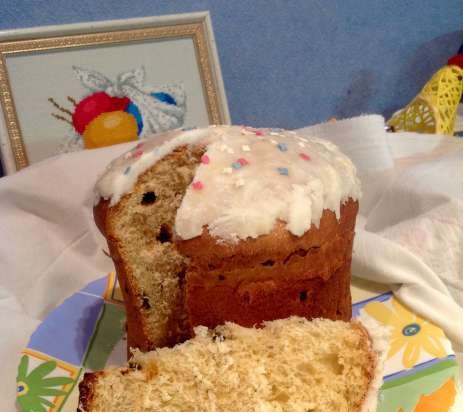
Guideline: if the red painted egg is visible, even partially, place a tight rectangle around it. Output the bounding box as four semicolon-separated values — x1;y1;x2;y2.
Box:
72;92;130;134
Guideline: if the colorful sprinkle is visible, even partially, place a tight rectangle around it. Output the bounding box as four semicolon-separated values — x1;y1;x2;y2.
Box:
297;136;309;143
222;167;233;174
237;158;249;166
242;126;265;136
277;143;288;152
192;181;204;190
299;153;311;161
242;145;251;152
270;139;278;145
201;154;210;164
135;143;144;149
231;161;242;170
133;149;143;158
298;142;306;148
219;143;231;152
277;167;289;176
124;166;131;175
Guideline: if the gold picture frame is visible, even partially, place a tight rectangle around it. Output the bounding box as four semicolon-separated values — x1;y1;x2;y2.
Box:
0;12;230;174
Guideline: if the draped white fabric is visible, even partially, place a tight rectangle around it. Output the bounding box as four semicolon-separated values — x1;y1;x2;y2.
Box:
299;116;463;349
1;115;462;407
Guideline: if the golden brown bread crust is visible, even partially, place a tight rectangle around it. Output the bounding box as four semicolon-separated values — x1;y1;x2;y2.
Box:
350;321;378;411
176;199;358;271
179;200;358;329
77;372;101;412
185;258;353;328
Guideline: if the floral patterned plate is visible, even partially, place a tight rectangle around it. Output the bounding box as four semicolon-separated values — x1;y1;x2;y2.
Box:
16;273;461;412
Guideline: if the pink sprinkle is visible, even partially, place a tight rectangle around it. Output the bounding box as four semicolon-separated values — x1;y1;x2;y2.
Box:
135;143;144;149
299;153;311;161
192;181;204;190
237;158;249;166
201;154;210;164
133;149;144;158
243;126;264;136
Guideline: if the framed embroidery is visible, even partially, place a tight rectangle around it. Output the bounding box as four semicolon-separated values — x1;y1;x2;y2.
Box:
0;12;230;174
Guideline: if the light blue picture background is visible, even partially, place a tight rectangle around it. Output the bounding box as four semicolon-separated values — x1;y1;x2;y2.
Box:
1;0;463;175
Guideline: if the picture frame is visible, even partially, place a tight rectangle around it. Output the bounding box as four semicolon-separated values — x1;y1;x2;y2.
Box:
0;11;230;175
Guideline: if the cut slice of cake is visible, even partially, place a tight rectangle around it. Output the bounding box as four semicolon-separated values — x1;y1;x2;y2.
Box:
78;317;387;412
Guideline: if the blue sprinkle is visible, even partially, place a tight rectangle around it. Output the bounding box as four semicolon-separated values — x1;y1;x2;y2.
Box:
277;143;288;152
124;166;131;175
231;162;242;170
277;167;289;176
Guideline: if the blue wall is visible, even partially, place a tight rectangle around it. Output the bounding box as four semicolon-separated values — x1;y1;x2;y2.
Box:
1;0;463;128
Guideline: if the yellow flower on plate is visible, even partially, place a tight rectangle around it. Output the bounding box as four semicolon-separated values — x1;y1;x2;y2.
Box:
363;298;446;368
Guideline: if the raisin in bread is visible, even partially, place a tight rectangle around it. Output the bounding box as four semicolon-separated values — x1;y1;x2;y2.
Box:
94;126;361;351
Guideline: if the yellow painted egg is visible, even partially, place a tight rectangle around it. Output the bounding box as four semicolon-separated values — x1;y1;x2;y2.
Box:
82;111;138;149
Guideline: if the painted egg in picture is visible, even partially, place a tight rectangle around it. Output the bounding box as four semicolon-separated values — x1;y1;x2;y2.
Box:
72;92;130;135
82;111;138;149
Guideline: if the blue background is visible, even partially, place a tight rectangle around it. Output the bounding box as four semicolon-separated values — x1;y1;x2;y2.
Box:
1;0;463;175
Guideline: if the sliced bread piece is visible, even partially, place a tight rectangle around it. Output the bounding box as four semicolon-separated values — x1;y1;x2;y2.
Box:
78;317;387;412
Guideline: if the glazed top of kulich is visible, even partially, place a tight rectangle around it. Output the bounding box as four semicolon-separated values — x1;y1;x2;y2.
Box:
95;125;361;242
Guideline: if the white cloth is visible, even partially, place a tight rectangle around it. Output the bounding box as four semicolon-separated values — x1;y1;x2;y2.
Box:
299;117;463;349
1;116;462;408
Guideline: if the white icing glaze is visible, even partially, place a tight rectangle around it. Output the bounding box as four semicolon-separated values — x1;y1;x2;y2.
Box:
95;125;361;242
175;126;361;241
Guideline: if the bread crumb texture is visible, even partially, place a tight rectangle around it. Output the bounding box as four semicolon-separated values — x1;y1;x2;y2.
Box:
107;147;203;349
79;317;375;412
